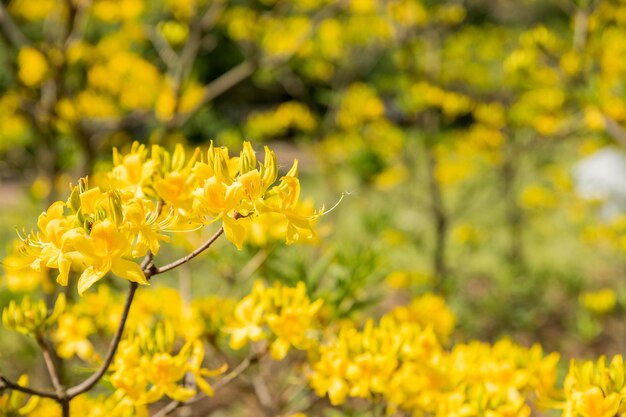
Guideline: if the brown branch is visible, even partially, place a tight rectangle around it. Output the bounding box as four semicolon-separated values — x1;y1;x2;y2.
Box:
0;2;29;48
35;335;65;398
0;376;58;400
66;281;138;399
147;226;224;277
146;25;179;69
64;0;92;50
169;61;256;128
603;114;626;148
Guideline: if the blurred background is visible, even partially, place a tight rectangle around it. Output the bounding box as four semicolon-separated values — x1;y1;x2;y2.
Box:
1;0;626;368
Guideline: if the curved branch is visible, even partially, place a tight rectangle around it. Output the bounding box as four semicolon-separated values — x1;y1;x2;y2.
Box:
66;281;138;399
0;376;58;400
148;227;224;277
35;335;65;398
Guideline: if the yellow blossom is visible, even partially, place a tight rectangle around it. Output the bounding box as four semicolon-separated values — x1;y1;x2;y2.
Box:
17;47;49;87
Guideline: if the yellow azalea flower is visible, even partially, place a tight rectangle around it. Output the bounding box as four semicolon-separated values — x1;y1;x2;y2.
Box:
260;161;320;244
309;348;350;405
141;348;196;402
110;339;154;405
2;247;54;293
123;198;170;257
72;219;148;294
226;280;323;356
110;142;158;197
52;312;96;361
187;340;227;397
266;281;324;360
391;293;456;343
17;47;49;87
29;201;76;286
3;294;65;336
14;142;321;295
227;292;266;349
579;289;617;315
576;387;621;417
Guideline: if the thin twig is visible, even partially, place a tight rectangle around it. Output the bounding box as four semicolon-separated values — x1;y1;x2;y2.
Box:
148;227;224;277
237;248;271;281
0;376;58;399
64;0;91;49
66;281;138;399
36;335;65;398
0;2;29;47
146;25;179;69
169;61;256;128
603;114;626;148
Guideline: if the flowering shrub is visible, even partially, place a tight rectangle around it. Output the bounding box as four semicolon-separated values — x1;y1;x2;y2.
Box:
1;143;625;417
1;1;626;416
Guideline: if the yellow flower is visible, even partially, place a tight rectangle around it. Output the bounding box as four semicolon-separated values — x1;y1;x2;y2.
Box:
110;142;158;196
28;201;75;286
142;349;196;402
2;244;53;293
52;312;96;361
266;281;323;360
72;219;148;294
227;292;266;349
18;47;49;87
577;387;621;417
2;294;65;336
187;340;227;397
579;289;617;315
123;198;170;257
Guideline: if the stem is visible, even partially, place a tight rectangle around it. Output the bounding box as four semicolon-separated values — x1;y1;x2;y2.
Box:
425;144;448;290
0;2;29;47
0;376;58;399
61;399;70;417
170;61;256;128
66;281;138;399
603;114;626;148
36;335;65;398
148;227;224;277
501;141;525;271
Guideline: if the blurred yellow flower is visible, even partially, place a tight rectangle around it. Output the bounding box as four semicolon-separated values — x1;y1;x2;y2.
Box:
579;289;617;315
18;47;49;87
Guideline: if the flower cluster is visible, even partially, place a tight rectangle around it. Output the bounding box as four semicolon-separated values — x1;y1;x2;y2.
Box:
15;142;319;295
226;280;324;360
553;355;626;417
308;293;559;416
109;323;225;414
2;294;65;336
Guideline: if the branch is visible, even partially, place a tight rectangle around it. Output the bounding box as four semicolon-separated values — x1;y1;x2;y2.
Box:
602;114;626;148
169;61;256;128
147;226;224;277
66;281;138;399
0;376;58;400
64;0;92;50
36;335;65;398
146;25;179;69
0;2;29;48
